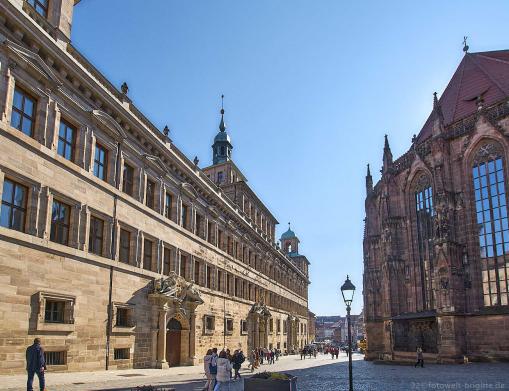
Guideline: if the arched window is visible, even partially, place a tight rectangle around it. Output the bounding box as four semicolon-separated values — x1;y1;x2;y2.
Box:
414;175;434;309
220;146;225;155
472;143;509;306
286;243;292;253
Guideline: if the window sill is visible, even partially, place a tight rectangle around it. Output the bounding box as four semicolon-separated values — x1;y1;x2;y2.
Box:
203;331;214;336
46;364;68;372
112;326;136;334
36;322;75;333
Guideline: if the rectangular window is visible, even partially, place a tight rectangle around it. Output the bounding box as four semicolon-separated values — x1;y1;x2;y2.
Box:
27;0;49;17
50;200;70;246
116;308;130;327
218;229;223;250
163;247;171;275
194;260;200;285
44;300;65;323
0;179;27;232
11;87;36;137
204;315;215;334
181;204;188;228
277;319;281;334
114;348;130;360
207;221;214;243
88;216;104;256
206;265;212;289
143;239;153;271
119;229;130;264
195;213;203;238
227;274;232;295
93;144;108;181
165;193;172;219
57;121;75;162
269;318;274;333
226;318;234;335
122;163;134;196
145;179;155;209
217;270;223;292
180;254;187;279
241;320;248;335
44;351;66;366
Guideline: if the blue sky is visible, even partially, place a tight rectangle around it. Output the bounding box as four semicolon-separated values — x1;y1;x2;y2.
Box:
73;0;509;316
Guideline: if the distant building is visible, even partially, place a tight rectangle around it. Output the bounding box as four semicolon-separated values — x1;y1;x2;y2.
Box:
315;315;364;343
363;47;509;362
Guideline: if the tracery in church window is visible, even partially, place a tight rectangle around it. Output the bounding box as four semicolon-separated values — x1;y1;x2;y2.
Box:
414;175;434;309
472;144;509;307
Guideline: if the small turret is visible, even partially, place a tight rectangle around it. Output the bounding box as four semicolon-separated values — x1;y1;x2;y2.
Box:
382;134;393;174
366;164;373;194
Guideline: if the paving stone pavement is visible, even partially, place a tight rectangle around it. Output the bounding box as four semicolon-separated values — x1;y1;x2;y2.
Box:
2;353;509;391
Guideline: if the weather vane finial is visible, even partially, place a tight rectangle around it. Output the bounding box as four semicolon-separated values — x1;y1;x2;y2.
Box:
463;36;469;54
221;94;224;115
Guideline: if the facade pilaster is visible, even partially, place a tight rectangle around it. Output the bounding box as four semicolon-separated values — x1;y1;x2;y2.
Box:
155;306;168;368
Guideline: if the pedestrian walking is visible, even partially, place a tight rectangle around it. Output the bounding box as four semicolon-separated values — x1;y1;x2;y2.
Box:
232;349;245;380
414;347;424;368
26;338;46;391
226;349;233;379
203;348;214;391
214;350;232;391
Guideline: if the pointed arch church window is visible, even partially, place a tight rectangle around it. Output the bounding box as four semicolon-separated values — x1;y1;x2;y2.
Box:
414;175;434;309
472;144;509;307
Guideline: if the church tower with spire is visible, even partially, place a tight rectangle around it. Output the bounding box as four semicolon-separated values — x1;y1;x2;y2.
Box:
212;95;233;165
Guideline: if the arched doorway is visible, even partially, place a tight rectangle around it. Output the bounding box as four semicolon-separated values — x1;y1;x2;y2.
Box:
166;318;182;367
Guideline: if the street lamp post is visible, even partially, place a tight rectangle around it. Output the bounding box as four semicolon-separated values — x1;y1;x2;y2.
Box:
341;275;356;391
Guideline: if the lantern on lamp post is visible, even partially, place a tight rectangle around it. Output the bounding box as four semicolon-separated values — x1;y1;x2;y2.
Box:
341;275;356;391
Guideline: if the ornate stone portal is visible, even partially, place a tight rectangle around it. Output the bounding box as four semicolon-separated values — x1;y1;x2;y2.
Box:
248;301;271;351
149;272;204;368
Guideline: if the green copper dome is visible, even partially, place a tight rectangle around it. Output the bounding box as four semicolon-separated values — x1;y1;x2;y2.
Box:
281;227;296;240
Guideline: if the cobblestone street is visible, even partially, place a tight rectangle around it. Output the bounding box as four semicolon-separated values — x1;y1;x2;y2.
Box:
3;353;509;391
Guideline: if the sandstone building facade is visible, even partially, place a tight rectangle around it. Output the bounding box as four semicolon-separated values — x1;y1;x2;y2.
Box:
363;48;509;362
0;0;311;374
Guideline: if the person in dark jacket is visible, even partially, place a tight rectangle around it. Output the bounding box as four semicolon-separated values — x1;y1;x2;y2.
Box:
26;338;46;391
232;349;245;380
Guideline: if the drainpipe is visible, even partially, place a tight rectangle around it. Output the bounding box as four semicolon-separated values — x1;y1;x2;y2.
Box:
106;141;122;370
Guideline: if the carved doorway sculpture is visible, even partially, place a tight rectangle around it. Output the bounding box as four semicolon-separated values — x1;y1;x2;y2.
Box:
166;318;182;367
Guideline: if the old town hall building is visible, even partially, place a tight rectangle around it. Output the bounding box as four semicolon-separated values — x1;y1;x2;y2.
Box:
363;46;509;362
0;0;311;374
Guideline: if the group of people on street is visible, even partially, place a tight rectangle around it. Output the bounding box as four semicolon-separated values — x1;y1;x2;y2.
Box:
203;347;245;391
247;347;281;371
325;346;341;359
300;346;317;359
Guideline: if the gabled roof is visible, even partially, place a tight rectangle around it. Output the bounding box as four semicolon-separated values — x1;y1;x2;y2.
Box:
417;50;509;142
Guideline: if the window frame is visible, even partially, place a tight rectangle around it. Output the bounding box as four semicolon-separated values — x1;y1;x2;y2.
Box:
0;178;28;232
145;178;155;209
203;315;215;335
93;143;108;181
165;192;172;219
88;215;104;256
11;86;36;137
122;163;134;196
143;238;153;271
57;120;76;162
26;0;49;18
50;199;71;246
119;228;131;264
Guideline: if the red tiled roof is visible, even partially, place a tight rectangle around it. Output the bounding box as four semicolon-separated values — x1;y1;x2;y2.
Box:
417;50;509;142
